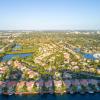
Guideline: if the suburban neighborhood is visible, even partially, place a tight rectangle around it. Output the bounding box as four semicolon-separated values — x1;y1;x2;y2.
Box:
0;31;100;95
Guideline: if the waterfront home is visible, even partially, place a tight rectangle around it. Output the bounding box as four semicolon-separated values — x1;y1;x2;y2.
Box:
88;79;97;86
26;81;34;92
69;82;77;94
7;81;16;94
54;80;62;91
71;80;76;86
74;79;82;92
34;80;43;92
16;81;25;92
80;79;88;86
87;84;94;93
0;81;5;94
63;80;71;91
45;80;53;88
95;81;100;92
89;79;100;92
74;79;80;85
79;79;88;93
35;79;44;90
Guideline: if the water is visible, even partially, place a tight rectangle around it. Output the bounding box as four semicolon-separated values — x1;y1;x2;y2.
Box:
0;94;100;100
83;53;96;60
1;53;32;62
74;48;96;60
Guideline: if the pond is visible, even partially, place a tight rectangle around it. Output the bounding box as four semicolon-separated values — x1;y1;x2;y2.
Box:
83;53;96;60
1;53;32;62
74;48;96;60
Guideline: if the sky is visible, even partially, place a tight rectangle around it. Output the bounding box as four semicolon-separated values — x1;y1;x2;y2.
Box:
0;0;100;30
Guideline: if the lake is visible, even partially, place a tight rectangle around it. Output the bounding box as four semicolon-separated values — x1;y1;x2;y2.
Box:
1;53;32;62
83;53;96;60
0;93;100;100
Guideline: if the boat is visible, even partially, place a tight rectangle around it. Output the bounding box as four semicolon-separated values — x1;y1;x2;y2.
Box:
8;92;13;95
88;91;94;94
70;90;74;94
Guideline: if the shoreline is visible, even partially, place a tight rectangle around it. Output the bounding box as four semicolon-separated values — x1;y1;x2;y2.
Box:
2;90;100;96
0;79;100;96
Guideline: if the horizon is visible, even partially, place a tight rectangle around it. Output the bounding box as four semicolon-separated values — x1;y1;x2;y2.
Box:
0;0;100;30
